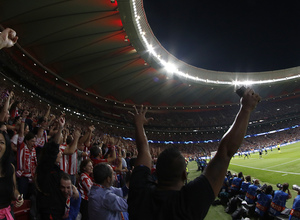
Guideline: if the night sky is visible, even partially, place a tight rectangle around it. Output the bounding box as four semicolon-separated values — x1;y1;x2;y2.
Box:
143;0;300;72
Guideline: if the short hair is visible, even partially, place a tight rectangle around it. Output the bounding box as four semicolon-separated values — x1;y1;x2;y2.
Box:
238;172;243;178
254;179;260;185
245;175;251;182
156;147;186;185
37;116;46;125
282;183;289;191
90;145;100;158
93;163;112;184
24;132;35;142
80;158;93;174
61;172;71;182
265;185;273;194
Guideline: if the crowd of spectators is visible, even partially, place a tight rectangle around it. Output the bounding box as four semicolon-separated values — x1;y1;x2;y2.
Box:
0;28;299;219
1;77;299;219
217;170;300;219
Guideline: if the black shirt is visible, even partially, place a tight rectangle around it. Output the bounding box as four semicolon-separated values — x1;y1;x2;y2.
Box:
128;166;215;220
36;141;66;219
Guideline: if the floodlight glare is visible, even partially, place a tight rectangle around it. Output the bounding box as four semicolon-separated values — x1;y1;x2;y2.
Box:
165;63;177;73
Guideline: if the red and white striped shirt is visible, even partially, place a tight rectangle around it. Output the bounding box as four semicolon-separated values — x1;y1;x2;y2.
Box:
59;144;68;173
59;144;78;175
66;150;78;175
36;130;47;148
16;137;37;182
78;172;93;200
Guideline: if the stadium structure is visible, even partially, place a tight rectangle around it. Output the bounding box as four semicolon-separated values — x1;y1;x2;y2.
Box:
0;0;299;150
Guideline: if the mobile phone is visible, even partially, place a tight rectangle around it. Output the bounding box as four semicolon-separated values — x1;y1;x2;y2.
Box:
236;86;246;97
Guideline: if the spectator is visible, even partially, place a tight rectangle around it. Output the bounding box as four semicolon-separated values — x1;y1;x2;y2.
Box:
245;179;261;204
88;163;128;220
127;88;260;220
35;115;67;219
15;111;37;199
239;175;251;196
78;159;93;220
90;143;116;165
0;130;24;219
60;173;81;220
9;101;22;123
269;183;292;217
60;128;81;185
255;185;273;219
0;91;15;132
230;172;244;197
289;186;300;220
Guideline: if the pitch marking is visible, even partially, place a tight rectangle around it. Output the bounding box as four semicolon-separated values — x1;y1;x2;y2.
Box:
265;158;300;169
230;163;300;175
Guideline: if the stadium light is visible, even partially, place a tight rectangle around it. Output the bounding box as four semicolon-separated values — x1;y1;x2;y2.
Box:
130;0;300;86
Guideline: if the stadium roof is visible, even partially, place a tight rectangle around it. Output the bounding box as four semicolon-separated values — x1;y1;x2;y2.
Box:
0;0;299;107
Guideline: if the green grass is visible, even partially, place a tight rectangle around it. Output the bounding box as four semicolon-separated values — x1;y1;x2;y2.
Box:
186;142;300;220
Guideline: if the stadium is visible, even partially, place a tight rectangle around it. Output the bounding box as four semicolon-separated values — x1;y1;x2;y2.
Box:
0;1;299;220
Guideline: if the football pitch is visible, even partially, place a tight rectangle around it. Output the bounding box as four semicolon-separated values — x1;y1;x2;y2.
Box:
187;141;300;219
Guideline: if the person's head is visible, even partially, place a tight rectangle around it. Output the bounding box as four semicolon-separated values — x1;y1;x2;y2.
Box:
254;179;260;185
93;163;114;187
80;158;93;175
156;147;187;187
11;101;21;111
227;171;232;177
90;145;101;158
37;116;47;128
17;101;22;109
66;135;73;145
24;123;30;135
126;152;131;158
245;175;251;182
13;116;21;125
238;172;243;179
60;173;72;198
121;149;126;158
282;183;289;192
265;185;273;195
24;132;36;150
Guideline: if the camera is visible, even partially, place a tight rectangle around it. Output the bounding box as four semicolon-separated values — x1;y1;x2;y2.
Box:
292;184;300;192
257;184;267;194
236;86;246;98
277;183;283;189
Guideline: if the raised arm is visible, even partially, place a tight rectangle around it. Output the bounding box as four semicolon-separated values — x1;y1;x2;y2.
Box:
106;146;117;163
63;129;81;155
0;91;14;122
53;115;65;144
77;125;94;150
129;105;153;169
0;28;18;49
203;88;261;197
44;105;51;119
19;110;29;138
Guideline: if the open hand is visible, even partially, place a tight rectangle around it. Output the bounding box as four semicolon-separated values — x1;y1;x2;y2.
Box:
128;105;154;126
